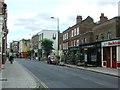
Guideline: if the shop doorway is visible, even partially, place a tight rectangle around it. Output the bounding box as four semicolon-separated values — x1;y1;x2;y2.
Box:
103;47;111;67
112;46;117;68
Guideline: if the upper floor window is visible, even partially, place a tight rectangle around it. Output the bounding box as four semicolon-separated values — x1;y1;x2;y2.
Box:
71;30;73;37
107;32;112;39
74;28;77;36
101;34;104;40
83;38;87;43
96;35;99;41
66;33;68;39
77;39;79;46
77;27;79;35
52;33;56;40
80;40;83;44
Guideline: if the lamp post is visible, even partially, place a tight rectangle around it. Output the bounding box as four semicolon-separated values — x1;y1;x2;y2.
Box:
51;17;60;52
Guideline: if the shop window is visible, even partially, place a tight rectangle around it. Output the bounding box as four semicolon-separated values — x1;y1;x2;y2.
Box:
107;32;112;39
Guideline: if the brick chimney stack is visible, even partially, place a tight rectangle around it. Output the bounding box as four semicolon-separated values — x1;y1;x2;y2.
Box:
76;15;82;24
100;13;108;24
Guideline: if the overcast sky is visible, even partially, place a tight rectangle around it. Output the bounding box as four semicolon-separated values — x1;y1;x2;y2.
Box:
5;0;119;44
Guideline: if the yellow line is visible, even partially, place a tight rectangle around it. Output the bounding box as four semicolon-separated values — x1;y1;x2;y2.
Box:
41;81;49;88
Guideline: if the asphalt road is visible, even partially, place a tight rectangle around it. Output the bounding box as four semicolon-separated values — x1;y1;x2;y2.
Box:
16;59;119;88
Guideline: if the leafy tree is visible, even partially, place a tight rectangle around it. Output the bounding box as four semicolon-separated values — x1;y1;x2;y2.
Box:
69;51;75;65
75;51;81;64
41;38;53;58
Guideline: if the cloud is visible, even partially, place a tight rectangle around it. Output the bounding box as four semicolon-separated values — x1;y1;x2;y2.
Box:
5;0;118;43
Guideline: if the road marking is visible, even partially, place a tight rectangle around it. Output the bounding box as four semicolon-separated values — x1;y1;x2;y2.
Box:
41;82;49;88
17;61;49;89
80;76;105;86
93;81;105;86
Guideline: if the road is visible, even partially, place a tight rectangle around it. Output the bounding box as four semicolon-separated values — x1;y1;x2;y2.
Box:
16;59;119;88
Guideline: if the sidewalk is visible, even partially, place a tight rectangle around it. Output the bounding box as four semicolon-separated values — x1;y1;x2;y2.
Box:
64;64;119;77
0;59;38;89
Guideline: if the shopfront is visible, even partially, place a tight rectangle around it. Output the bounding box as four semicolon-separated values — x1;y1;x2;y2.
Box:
101;39;120;68
79;42;101;66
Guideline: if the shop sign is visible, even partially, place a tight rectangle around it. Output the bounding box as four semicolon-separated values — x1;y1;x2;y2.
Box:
84;48;88;51
80;45;95;49
102;40;120;47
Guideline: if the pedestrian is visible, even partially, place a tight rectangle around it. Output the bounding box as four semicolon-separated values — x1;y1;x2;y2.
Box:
9;50;14;64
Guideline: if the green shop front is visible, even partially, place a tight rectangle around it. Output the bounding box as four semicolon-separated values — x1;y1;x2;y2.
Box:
79;42;101;66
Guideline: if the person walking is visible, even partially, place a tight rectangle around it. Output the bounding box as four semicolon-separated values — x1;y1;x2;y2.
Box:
9;50;14;64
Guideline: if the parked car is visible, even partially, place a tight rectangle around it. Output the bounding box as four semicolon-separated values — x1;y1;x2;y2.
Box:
47;55;57;64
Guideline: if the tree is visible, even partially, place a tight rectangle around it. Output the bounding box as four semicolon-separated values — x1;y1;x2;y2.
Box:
75;51;81;65
69;51;75;65
41;38;53;58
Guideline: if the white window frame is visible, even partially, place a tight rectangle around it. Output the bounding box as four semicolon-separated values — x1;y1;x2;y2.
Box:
77;27;79;35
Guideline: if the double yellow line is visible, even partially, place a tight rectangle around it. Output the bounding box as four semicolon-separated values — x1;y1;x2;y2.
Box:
41;81;48;88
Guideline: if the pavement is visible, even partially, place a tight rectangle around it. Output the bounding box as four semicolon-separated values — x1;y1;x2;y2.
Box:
0;59;39;89
0;58;119;89
64;64;120;77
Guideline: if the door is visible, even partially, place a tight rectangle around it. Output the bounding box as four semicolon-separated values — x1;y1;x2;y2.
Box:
103;47;111;67
112;46;117;68
106;47;111;67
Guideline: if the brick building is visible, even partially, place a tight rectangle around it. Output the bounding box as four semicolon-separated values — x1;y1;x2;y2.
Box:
31;34;39;60
62;13;120;68
62;15;95;64
0;0;8;67
93;14;120;68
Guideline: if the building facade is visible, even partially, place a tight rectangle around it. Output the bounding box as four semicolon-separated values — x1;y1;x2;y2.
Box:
62;15;95;65
0;0;8;68
93;16;120;68
10;41;19;57
19;39;30;58
31;34;39;60
62;13;120;68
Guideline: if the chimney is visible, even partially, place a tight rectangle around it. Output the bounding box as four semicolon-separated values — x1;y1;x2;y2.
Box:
0;0;4;2
76;15;82;24
100;13;108;24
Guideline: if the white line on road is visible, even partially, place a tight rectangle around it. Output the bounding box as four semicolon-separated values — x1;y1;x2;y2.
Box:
93;81;105;86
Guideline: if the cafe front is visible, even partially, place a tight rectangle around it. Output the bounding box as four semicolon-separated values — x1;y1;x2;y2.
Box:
101;39;120;68
79;42;101;66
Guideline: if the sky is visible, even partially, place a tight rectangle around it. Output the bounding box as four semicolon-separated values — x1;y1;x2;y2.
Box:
5;0;119;45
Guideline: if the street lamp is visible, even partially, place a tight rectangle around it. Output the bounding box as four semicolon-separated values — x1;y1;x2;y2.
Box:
51;17;59;32
51;17;60;53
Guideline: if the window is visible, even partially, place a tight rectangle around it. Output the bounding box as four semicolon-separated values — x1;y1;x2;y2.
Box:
101;34;104;40
96;35;99;41
74;40;76;46
77;39;79;46
66;42;68;49
71;30;73;37
77;27;79;35
107;32;112;39
74;28;77;36
63;34;64;40
83;38;87;43
63;43;68;49
66;33;68;39
52;33;56;40
80;40;83;44
71;41;74;47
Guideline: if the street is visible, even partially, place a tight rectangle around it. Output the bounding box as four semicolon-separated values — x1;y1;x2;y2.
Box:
16;58;119;88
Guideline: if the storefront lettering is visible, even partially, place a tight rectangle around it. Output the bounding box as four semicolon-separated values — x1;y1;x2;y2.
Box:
102;40;120;46
108;41;120;45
